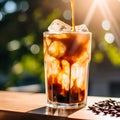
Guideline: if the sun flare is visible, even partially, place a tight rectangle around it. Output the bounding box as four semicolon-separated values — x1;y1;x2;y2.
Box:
84;0;120;46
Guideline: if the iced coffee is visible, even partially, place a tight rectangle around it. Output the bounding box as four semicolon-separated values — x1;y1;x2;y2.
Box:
43;19;91;109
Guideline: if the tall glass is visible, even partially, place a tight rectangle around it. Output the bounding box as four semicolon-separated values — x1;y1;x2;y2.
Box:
43;31;91;109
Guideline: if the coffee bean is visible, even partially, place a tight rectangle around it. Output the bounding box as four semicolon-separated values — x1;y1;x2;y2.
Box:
116;107;120;112
88;99;120;117
95;109;101;114
109;109;115;114
88;106;94;110
92;107;97;113
103;110;108;115
116;112;120;117
111;110;117;115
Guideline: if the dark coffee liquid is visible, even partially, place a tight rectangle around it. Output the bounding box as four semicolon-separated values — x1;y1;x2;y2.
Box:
48;75;85;103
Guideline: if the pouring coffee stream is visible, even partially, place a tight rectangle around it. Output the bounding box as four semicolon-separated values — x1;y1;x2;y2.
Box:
68;0;75;103
70;0;76;32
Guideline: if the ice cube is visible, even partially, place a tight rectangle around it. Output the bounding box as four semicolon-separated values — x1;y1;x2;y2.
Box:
51;59;61;74
48;19;71;32
75;24;89;32
48;41;66;58
47;58;61;77
71;63;84;88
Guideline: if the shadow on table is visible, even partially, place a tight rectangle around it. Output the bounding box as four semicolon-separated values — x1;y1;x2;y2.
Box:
28;106;79;117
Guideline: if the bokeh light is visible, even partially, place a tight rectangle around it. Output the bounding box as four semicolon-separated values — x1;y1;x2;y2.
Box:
104;32;115;44
19;1;29;12
30;44;40;54
12;63;23;74
7;40;21;51
102;20;111;31
93;51;104;63
23;34;35;47
63;10;71;20
4;1;17;14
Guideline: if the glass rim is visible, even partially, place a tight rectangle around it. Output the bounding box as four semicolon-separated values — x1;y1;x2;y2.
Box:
43;31;92;35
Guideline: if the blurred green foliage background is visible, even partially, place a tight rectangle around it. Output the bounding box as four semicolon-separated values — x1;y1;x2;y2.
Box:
0;0;66;91
0;0;120;96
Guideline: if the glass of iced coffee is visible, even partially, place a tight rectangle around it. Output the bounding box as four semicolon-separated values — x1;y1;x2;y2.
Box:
43;19;91;109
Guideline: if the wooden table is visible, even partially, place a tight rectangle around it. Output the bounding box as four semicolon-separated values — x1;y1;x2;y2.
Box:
0;91;120;120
